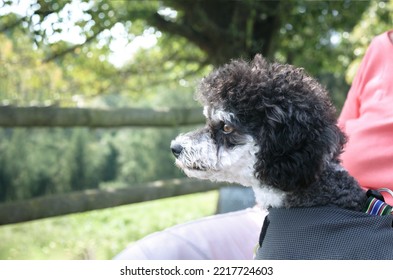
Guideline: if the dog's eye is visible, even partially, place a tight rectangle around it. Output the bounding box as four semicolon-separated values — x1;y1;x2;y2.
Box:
222;124;234;134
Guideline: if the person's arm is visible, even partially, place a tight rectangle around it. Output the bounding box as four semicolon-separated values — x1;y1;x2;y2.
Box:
338;80;360;128
338;39;377;127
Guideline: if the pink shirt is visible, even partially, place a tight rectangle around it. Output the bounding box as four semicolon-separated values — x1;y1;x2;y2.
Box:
339;31;393;205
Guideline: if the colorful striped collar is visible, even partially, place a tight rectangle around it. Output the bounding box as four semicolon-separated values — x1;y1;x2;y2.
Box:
364;190;393;216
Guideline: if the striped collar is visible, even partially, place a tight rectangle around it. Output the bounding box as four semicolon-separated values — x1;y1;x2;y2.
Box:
364;190;393;216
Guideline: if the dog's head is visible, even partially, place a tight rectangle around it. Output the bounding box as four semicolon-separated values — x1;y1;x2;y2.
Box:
171;55;345;207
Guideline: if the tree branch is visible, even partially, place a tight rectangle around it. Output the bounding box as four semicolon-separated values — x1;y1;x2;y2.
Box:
148;12;212;54
42;29;105;63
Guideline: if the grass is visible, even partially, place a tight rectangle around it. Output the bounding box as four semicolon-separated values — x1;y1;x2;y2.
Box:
0;191;219;260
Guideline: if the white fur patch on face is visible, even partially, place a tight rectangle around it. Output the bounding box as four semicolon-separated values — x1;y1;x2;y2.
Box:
172;132;219;173
172;132;259;187
172;107;286;209
204;106;235;124
201;137;260;187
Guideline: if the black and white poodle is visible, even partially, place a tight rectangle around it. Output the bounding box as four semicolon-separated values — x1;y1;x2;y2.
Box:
171;55;365;210
170;55;393;259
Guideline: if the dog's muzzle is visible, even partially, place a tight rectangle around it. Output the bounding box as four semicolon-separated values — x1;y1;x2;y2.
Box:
170;142;183;158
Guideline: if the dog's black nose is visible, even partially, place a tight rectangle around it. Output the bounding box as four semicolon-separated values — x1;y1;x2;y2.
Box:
171;143;183;158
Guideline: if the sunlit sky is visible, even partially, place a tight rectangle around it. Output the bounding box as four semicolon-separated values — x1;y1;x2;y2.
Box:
0;0;159;67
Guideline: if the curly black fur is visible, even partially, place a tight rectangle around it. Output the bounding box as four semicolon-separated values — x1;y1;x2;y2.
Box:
197;55;366;210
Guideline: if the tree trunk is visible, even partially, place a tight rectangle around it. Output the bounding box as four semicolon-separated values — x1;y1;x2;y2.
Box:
150;0;283;66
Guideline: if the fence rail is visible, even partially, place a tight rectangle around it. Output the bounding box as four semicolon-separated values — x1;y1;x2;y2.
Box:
0;106;205;127
0;178;228;226
0;106;218;226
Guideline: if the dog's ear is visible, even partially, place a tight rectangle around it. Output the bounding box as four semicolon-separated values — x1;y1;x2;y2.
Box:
254;102;346;192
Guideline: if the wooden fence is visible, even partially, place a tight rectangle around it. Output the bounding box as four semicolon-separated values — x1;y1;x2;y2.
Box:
0;106;205;127
0;106;228;225
0;178;227;225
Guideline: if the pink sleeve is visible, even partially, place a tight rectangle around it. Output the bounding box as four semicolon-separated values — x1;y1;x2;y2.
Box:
338;41;376;129
338;81;360;128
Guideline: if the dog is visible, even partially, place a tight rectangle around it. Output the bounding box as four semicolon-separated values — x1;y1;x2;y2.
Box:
170;54;366;210
170;55;393;259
